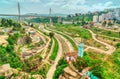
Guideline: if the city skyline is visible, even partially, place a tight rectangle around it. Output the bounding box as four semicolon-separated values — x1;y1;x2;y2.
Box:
0;0;120;14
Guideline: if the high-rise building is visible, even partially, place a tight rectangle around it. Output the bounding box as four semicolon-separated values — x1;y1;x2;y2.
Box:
99;14;106;22
93;15;99;22
98;12;114;22
114;8;120;21
107;12;114;20
93;8;120;23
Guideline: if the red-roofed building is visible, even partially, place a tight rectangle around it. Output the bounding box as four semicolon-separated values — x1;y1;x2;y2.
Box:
65;51;78;63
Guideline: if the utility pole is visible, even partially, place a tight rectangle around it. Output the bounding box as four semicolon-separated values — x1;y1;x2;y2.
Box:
18;2;21;24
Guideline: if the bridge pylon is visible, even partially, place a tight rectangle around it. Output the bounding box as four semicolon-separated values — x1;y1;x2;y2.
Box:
18;2;21;24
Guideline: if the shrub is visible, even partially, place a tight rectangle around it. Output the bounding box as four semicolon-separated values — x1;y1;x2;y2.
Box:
53;64;68;79
0;76;5;79
50;38;58;60
116;43;120;48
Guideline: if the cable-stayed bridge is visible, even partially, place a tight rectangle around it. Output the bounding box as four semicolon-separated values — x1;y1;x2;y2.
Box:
0;2;52;23
0;14;49;17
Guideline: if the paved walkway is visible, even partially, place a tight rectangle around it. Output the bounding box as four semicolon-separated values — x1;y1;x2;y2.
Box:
45;27;74;79
46;36;63;79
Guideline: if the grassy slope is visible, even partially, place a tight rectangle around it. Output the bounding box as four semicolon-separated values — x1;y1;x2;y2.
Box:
90;27;120;38
50;37;59;60
49;24;107;50
51;24;120;79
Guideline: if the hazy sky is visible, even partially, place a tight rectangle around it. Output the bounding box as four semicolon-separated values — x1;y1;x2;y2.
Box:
0;0;120;14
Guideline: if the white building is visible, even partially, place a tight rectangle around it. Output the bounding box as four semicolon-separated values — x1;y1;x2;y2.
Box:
93;15;99;22
93;8;120;23
99;14;106;22
99;12;114;22
114;8;120;21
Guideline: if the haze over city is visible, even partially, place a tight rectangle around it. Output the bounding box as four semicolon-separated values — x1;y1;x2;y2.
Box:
0;0;120;14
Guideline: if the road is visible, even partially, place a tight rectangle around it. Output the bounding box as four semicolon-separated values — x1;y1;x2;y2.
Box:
46;36;63;79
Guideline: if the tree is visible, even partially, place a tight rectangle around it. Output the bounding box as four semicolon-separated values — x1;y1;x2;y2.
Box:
14;33;20;40
113;18;116;23
81;21;86;26
115;43;120;48
119;32;120;38
7;19;13;26
1;18;6;26
72;20;75;24
67;15;72;18
73;57;88;72
7;35;15;45
91;64;106;79
0;76;5;79
4;22;8;27
102;21;106;27
49;32;54;38
25;35;32;44
53;64;68;79
75;13;79;16
77;21;80;24
57;58;68;67
108;21;113;27
30;24;34;27
6;45;14;52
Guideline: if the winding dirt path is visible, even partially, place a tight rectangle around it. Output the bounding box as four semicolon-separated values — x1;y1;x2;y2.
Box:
88;29;116;54
34;27;51;58
46;38;55;60
44;27;74;79
29;27;47;44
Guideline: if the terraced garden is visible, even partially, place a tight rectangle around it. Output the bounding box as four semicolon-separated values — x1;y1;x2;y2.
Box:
0;22;119;79
90;27;120;38
46;27;78;50
48;24;108;51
